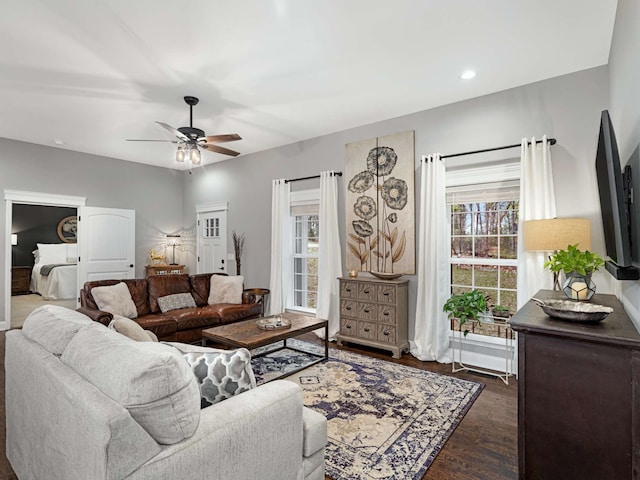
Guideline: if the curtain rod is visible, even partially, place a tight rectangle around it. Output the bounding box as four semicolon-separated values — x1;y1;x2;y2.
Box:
441;138;557;159
284;171;343;184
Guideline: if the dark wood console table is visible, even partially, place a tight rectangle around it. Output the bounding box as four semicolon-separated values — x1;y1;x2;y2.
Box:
509;290;640;479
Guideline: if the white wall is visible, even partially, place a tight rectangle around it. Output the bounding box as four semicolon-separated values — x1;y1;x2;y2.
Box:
183;65;611;339
0;138;184;321
608;0;640;323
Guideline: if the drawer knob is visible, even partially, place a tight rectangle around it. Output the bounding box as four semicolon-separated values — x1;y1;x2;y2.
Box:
364;309;370;313
346;325;352;329
383;292;390;296
346;288;351;292
364;328;370;332
364;290;370;294
383;312;389;317
346;306;352;311
383;331;389;336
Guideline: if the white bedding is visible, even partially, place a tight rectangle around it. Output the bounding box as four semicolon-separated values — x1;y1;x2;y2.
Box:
29;243;79;300
30;263;77;300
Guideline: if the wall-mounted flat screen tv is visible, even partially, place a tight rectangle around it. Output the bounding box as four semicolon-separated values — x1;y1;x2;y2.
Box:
594;109;637;278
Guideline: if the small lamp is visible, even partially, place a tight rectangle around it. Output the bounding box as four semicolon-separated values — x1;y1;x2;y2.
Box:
522;218;591;290
11;234;17;265
166;234;181;265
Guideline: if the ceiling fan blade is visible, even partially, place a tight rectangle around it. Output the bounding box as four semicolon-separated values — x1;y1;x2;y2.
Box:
201;143;241;157
202;134;242;144
126;139;178;143
156;121;189;141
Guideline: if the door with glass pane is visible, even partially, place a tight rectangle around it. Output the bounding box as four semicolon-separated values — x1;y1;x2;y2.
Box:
197;208;227;274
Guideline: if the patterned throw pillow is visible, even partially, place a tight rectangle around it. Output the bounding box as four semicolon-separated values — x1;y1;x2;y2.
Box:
182;348;255;408
157;292;196;313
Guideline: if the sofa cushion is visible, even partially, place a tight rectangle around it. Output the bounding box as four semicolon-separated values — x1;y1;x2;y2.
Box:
135;313;178;338
82;279;150;316
109;315;158;342
91;282;138;319
157;292;197;313
167;343;256;408
163;306;222;331
302;407;328;457
61;326;201;445
208;275;244;305
21;305;96;355
206;303;263;324
148;274;191;313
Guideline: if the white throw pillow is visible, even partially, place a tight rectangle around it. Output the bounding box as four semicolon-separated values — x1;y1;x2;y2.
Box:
109;315;157;342
92;282;138;319
208;275;244;305
36;243;68;264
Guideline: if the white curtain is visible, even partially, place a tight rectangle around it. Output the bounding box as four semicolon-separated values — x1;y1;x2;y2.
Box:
517;136;556;308
411;154;451;362
316;170;342;340
268;179;291;315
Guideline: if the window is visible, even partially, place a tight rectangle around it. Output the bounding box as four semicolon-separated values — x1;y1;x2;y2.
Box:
447;178;519;336
293;214;319;310
289;189;320;312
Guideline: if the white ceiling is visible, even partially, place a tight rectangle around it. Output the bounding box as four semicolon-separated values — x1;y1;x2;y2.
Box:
0;0;618;170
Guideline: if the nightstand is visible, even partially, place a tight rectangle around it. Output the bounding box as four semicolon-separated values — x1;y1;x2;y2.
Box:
11;266;31;295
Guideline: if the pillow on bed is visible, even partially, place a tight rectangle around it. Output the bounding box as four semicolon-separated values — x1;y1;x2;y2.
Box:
92;282;138;319
37;243;68;265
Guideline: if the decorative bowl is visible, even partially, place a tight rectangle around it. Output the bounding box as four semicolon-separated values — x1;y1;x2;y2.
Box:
369;271;403;280
256;315;291;330
532;298;613;323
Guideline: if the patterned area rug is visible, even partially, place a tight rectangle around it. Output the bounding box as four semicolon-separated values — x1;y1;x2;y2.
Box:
252;340;484;480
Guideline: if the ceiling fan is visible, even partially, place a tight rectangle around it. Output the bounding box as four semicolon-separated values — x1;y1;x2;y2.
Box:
127;96;241;165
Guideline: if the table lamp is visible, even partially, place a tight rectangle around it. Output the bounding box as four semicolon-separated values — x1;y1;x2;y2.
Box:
166;234;181;265
522;218;591;290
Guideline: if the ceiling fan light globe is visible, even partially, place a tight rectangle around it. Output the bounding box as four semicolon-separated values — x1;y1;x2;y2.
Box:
176;146;186;162
190;147;201;165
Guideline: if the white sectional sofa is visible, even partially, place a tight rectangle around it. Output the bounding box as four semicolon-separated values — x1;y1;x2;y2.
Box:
5;305;326;480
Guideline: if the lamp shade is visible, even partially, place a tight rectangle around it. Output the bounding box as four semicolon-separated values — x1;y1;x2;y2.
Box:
522;218;591;252
11;234;17;246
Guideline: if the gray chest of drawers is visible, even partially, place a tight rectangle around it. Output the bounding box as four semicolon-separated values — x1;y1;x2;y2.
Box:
336;277;409;358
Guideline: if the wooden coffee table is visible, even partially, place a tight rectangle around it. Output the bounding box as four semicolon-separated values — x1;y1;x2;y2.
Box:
201;312;328;381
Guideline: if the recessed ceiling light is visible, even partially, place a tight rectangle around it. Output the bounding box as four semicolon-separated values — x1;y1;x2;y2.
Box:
460;70;476;80
54;139;64;145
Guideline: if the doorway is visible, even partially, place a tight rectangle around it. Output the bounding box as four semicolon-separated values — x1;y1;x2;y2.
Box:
4;190;86;330
11;204;78;328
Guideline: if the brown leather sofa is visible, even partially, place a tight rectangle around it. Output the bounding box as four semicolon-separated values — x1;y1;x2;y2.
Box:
78;273;263;343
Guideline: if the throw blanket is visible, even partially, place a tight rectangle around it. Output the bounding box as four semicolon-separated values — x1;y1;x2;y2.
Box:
40;264;71;276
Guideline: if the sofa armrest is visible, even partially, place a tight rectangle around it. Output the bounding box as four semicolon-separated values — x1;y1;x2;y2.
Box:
129;380;307;480
242;290;256;304
76;307;113;326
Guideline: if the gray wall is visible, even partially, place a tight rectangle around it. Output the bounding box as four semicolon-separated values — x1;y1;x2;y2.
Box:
183;65;612;338
609;0;640;323
1;138;184;319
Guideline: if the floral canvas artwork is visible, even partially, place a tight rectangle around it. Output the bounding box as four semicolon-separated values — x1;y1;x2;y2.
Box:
345;130;415;274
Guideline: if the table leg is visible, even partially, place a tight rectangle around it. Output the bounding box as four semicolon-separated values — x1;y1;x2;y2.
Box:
324;323;329;361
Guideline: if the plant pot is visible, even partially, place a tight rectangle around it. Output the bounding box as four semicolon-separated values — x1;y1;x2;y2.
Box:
562;272;596;301
491;309;511;319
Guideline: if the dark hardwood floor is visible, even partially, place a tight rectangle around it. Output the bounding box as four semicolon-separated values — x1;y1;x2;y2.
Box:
0;331;517;480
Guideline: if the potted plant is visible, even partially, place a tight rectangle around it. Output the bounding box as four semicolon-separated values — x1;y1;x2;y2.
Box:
443;290;489;335
490;304;511;319
543;244;605;300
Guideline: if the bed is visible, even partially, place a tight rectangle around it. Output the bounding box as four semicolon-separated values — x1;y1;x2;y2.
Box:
29;243;78;300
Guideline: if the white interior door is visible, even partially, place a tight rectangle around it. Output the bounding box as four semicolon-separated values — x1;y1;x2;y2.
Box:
197;207;227;274
78;206;135;284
